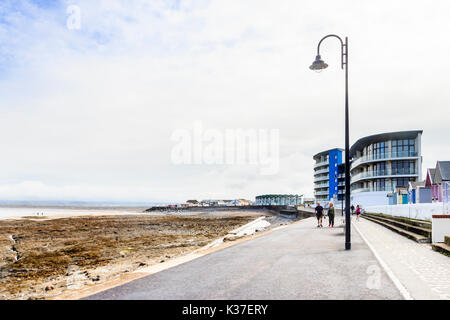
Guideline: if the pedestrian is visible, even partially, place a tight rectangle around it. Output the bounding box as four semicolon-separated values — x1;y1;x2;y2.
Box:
356;205;361;221
328;203;335;228
315;202;324;228
350;204;355;215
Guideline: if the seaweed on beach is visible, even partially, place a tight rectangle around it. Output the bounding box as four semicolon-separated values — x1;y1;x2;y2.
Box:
0;214;255;299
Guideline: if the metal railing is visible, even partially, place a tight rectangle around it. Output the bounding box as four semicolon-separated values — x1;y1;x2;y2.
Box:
314;160;329;169
314;168;329;175
314;175;329;182
351;150;418;169
351;168;417;182
314;182;329;188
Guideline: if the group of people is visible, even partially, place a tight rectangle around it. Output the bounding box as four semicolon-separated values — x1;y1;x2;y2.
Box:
314;202;361;228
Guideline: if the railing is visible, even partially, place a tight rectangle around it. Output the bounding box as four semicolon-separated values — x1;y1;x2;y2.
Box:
314;182;329;188
314;175;329;182
314;190;329;196
314;160;329;169
351;168;417;182
351;151;418;169
314;168;329;175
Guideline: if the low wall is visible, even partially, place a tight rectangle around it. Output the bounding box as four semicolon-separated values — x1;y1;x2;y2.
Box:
365;203;447;221
432;215;450;243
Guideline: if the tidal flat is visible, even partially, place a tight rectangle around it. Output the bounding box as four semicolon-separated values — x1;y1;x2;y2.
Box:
0;213;262;299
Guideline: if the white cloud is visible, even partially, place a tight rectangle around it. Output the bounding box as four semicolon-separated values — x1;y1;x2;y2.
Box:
0;0;449;202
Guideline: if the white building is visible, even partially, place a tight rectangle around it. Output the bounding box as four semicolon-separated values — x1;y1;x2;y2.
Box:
349;130;423;207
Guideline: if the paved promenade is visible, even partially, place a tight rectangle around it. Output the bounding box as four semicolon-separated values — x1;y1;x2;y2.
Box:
86;217;402;300
354;217;450;300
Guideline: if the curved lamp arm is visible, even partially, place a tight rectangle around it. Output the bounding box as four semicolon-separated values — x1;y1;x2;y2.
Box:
317;34;347;70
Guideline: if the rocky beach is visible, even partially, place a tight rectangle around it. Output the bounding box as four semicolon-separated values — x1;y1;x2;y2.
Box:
0;207;293;300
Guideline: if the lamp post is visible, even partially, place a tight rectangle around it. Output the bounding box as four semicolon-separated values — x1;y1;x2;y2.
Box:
310;34;351;250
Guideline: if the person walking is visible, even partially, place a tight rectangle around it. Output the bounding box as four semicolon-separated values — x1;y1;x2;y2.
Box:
315;202;324;228
350;204;355;215
328;203;335;228
356;205;361;221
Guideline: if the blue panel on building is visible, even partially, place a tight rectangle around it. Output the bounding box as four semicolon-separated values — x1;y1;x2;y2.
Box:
328;149;343;202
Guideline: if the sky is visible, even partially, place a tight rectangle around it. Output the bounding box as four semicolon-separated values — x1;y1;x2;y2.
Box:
0;0;449;203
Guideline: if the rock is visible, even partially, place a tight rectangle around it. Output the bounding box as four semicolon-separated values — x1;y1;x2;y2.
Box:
138;262;147;267
45;285;54;291
160;259;165;263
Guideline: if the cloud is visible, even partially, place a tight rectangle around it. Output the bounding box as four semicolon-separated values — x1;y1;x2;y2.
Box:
0;0;449;202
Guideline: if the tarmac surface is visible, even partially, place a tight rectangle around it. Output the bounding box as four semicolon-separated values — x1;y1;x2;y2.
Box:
85;216;403;300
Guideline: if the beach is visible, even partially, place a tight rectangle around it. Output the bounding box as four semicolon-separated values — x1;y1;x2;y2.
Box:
0;206;289;300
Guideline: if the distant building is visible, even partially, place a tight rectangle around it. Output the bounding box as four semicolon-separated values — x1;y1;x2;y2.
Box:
303;197;315;205
425;161;450;203
255;194;303;206
186;200;199;206
231;199;252;206
314;130;424;207
408;180;431;204
199;199;233;207
313;148;344;206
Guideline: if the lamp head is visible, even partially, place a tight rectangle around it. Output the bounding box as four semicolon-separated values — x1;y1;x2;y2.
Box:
309;55;328;72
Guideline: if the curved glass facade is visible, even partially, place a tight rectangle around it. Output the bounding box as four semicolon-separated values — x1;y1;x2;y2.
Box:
350;132;422;194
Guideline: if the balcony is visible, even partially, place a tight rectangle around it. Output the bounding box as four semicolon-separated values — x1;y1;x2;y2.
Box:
314;175;329;182
351;151;418;169
314;168;329;175
314;160;329;169
314;190;329;196
351;168;417;183
314;182;329;188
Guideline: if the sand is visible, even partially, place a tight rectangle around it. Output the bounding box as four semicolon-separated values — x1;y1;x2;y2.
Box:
0;210;283;300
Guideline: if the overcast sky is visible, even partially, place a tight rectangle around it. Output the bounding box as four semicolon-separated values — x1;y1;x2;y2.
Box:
0;0;449;203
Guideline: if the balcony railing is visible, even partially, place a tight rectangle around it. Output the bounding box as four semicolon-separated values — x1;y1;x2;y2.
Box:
314;160;329;169
314;175;329;182
351;168;417;183
351;151;418;169
314;168;329;175
314;182;329;188
314;190;329;196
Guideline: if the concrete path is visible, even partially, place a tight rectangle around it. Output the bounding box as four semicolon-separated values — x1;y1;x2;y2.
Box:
85;217;402;300
354;217;450;300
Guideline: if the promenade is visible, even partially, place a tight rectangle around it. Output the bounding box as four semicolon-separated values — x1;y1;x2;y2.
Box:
85;216;403;300
353;217;450;299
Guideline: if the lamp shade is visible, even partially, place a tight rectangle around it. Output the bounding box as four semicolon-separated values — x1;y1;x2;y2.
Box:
309;55;328;71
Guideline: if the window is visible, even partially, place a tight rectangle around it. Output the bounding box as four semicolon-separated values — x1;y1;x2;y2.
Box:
373;162;386;175
376;179;386;191
372;141;388;159
392;139;415;157
391;160;415;175
394;177;413;187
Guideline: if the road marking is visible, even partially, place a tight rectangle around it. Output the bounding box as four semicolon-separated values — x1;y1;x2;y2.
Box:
352;221;413;300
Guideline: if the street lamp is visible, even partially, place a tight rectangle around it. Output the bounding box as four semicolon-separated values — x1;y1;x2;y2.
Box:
310;34;351;250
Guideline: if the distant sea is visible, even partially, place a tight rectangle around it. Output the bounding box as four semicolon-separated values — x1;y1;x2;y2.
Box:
0;201;170;219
